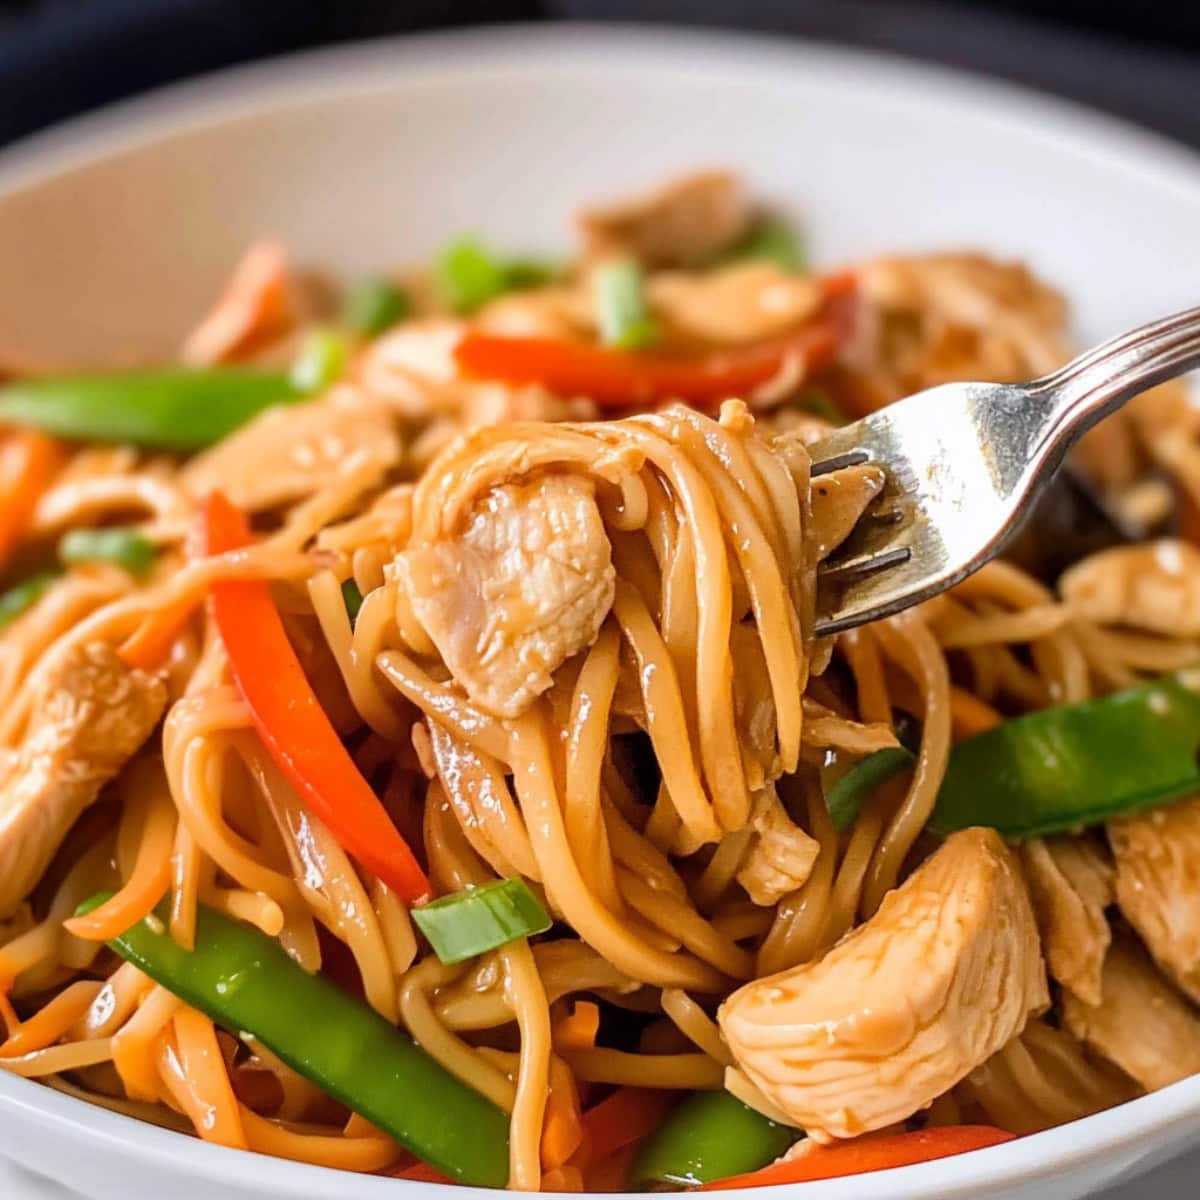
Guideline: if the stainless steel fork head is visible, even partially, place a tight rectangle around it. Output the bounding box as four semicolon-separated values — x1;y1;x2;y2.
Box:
809;303;1200;636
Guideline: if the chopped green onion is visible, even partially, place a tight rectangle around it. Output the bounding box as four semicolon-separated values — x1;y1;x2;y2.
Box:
0;369;299;451
341;578;365;626
824;746;916;833
436;237;558;315
594;259;658;350
0;572;56;630
437;237;509;315
290;328;348;393
60;527;156;576
412;878;551;965
342;278;410;336
731;215;805;271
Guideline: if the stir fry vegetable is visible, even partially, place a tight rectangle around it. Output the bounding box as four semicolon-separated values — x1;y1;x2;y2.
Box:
0;572;55;630
289;329;348;392
0;370;298;450
700;1127;1015;1190
411;878;551;965
828;672;1200;839
343;277;410;336
437;237;557;315
594;259;658;350
341;577;365;625
726;215;805;272
203;492;432;904
59;527;156;576
931;672;1200;838
78;894;510;1186
632;1091;795;1188
0;430;65;570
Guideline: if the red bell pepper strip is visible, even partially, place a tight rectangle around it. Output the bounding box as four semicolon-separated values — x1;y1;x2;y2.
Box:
701;1126;1016;1190
202;492;432;905
454;273;857;407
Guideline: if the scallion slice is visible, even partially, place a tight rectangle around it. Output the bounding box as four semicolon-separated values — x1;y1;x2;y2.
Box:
59;528;156;577
594;259;657;350
290;329;348;393
343;278;410;337
412;878;552;964
0;572;57;630
436;238;508;315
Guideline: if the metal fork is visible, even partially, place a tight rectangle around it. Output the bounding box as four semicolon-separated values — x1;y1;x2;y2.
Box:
810;305;1200;636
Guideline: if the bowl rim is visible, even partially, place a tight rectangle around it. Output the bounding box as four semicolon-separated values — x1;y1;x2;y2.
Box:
2;20;1200;1199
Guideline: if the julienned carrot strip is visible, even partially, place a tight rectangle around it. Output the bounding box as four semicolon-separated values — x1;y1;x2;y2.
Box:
0;429;65;570
949;685;1004;740
63;778;175;941
392;1160;454;1183
701;1126;1016;1190
542;1056;585;1170
157;1011;248;1150
202;492;432;905
582;1087;676;1162
117;591;203;670
553;999;601;1051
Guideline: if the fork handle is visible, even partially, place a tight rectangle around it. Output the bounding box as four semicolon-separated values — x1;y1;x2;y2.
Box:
1022;304;1200;461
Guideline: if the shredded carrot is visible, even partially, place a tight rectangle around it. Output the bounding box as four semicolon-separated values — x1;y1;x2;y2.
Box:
392;1160;454;1183
182;240;294;366
0;980;102;1057
553;999;600;1052
241;1105;398;1172
542;1055;585;1171
0;429;66;571
702;1127;1016;1189
542;1165;585;1191
584;1142;637;1192
581;1087;675;1163
0;989;20;1039
949;686;1004;740
117;591;202;670
157;1010;248;1149
64;779;176;941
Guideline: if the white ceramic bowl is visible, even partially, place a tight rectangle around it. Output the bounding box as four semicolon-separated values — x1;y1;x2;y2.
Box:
2;23;1200;1200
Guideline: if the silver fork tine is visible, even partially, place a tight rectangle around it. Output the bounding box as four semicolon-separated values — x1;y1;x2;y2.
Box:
810;305;1200;636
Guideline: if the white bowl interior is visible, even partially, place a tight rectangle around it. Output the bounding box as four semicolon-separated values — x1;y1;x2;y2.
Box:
2;23;1200;1200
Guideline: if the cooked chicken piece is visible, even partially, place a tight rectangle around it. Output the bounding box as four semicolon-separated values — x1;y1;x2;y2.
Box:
1059;541;1200;638
577;171;751;268
856;253;1070;400
477;286;594;341
809;463;888;561
1109;797;1200;1003
1062;936;1200;1091
181;388;400;512
397;474;615;718
736;785;820;906
0;642;166;917
720;828;1047;1140
650;263;821;345
1020;836;1113;1006
801;698;899;755
960;1018;1139;1135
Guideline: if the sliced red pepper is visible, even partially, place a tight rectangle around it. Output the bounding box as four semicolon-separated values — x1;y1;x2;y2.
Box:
454;272;857;408
701;1126;1016;1190
202;492;431;905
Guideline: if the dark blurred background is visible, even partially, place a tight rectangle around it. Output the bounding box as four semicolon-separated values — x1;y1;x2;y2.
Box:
1;0;1199;151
